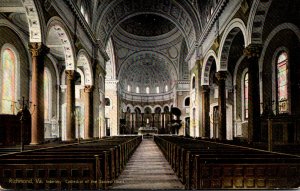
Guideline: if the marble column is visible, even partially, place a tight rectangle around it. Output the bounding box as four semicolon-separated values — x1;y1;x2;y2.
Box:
65;70;75;141
131;113;134;133
216;71;227;140
202;85;210;138
84;85;93;139
29;43;49;145
162;113;165;129
152;113;155;127
244;44;262;142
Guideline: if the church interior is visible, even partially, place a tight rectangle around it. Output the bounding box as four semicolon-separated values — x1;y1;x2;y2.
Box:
0;0;300;190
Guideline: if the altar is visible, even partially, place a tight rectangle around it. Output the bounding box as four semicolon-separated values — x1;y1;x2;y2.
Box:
138;125;158;135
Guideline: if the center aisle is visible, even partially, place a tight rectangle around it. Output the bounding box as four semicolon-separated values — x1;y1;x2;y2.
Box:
111;138;184;190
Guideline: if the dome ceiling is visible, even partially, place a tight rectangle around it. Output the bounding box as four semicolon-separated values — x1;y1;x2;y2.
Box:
119;53;177;94
119;14;175;37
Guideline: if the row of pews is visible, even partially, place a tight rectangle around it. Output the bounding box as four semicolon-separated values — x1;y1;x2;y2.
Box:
154;136;300;189
0;136;142;190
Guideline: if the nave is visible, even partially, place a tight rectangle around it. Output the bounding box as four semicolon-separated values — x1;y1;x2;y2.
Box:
1;135;300;190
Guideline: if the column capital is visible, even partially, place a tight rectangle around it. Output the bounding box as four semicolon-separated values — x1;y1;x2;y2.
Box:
243;44;262;58
201;85;210;92
84;85;94;93
29;42;49;57
65;70;75;80
215;71;227;81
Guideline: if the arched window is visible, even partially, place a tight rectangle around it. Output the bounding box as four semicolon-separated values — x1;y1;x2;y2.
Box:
184;97;190;107
105;98;111;106
80;0;89;24
146;87;150;94
156;86;159;93
127;85;131;92
136;86;140;93
192;76;195;89
44;68;52;121
276;51;289;113
244;72;248;119
165;85;168;92
1;47;17;114
210;6;214;15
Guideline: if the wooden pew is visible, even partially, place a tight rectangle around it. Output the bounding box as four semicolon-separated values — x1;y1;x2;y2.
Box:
154;136;300;189
0;136;142;190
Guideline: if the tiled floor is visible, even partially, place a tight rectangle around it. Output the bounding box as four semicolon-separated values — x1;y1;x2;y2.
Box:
111;138;184;190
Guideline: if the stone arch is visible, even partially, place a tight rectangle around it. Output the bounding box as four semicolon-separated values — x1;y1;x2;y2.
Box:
154;105;163;112
21;0;43;43
95;0;200;51
163;105;170;112
77;49;93;85
61;68;84;87
143;105;154;114
259;23;300;73
46;17;76;70
247;0;272;44
0;19;30;54
218;18;248;71
126;104;134;113
201;50;217;85
134;105;143;113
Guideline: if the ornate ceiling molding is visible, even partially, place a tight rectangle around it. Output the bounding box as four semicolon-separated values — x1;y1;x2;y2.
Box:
118;51;178;93
95;0;199;51
21;0;42;42
47;17;76;70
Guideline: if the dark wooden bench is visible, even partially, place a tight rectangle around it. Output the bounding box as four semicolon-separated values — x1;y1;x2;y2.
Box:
0;136;142;190
154;136;300;189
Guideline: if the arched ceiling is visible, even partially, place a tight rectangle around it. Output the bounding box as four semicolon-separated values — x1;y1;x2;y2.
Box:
119;14;175;37
94;0;201;50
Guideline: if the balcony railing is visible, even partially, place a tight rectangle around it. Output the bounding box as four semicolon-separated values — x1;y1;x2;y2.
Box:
120;91;174;102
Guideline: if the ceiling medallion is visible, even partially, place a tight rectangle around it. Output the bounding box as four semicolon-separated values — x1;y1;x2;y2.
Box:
168;46;178;59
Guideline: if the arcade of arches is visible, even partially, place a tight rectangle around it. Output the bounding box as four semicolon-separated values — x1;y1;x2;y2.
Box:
0;0;300;152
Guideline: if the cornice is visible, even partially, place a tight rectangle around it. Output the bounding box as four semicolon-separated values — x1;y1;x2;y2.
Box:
198;0;229;48
112;27;183;51
63;0;96;44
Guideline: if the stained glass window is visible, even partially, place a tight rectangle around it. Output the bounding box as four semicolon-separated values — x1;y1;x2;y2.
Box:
1;48;16;114
277;52;288;113
244;73;248;119
44;69;51;120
